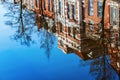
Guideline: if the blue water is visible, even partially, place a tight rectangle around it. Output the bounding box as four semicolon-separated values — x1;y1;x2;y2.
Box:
0;3;92;80
0;2;119;80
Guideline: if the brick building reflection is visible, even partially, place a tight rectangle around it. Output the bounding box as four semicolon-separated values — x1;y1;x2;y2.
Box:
14;0;120;75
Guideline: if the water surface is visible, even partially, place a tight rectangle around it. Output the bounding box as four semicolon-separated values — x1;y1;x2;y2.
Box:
0;3;91;80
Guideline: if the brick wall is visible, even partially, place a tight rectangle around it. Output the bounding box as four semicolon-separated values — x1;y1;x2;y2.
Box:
56;0;83;57
43;0;55;19
83;0;110;33
83;0;120;74
109;0;120;75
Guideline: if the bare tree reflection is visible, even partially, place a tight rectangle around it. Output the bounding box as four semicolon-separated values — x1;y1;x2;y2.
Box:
2;1;119;79
35;0;56;58
3;1;56;58
84;0;119;79
4;1;36;46
37;28;56;59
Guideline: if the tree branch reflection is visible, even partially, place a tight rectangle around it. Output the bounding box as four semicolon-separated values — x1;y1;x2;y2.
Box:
4;2;36;46
37;28;56;59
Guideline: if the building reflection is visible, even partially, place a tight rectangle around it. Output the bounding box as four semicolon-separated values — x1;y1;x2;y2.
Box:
33;0;120;75
8;0;120;77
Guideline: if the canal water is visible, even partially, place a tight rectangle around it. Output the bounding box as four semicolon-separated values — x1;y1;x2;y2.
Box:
0;2;92;80
0;2;119;80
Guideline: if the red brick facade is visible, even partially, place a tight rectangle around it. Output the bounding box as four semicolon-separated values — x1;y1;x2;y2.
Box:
33;0;120;75
34;0;55;30
83;0;110;39
55;0;86;59
83;0;120;75
34;0;54;18
109;0;120;75
42;0;55;19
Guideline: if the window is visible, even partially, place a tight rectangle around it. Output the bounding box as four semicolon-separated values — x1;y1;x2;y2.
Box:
48;0;50;11
89;20;94;30
68;27;72;36
44;0;46;10
36;0;38;7
52;0;54;12
73;27;76;39
88;0;94;16
59;1;62;14
110;7;119;26
60;23;62;32
67;3;70;19
72;5;76;20
98;1;103;18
